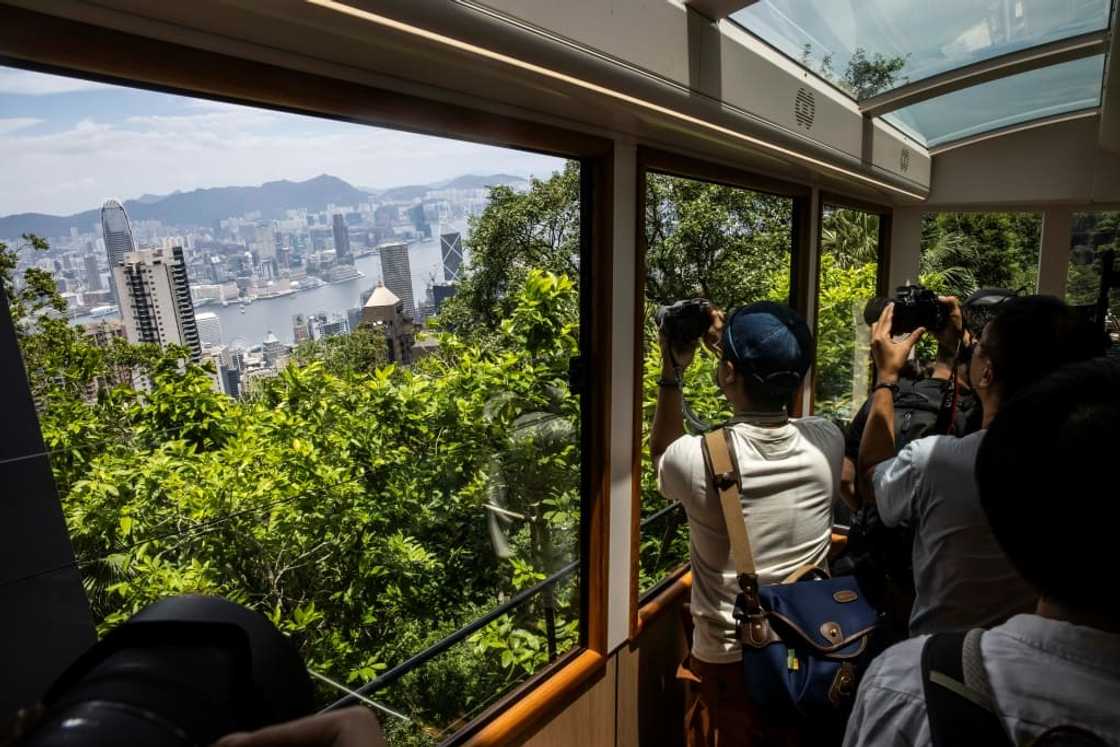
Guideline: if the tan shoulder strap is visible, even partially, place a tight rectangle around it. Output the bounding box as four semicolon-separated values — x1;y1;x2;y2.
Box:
701;428;756;578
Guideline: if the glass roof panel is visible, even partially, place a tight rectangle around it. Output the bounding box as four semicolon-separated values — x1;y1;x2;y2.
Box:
883;54;1105;147
730;0;1112;101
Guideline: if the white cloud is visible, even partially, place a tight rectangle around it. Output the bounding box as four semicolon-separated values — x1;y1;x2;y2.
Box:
0;117;41;134
0;109;567;215
0;69;111;95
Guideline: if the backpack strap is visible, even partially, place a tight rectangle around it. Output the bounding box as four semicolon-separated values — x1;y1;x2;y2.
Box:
921;629;1008;747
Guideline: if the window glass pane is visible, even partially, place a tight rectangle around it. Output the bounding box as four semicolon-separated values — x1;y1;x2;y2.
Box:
1;67;583;744
639;172;793;595
731;1;1111;101
814;207;879;422
886;55;1105;147
1067;212;1120;354
919;212;1041;298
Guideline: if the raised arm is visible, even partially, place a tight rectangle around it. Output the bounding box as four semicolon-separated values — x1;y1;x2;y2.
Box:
857;303;926;506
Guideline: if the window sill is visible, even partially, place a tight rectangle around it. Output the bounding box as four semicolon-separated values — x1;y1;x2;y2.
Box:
457;648;607;746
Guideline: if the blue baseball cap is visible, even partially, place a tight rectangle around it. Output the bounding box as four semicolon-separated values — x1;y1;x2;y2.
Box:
721;302;813;391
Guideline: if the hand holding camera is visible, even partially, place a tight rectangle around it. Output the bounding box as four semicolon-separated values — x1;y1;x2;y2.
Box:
655;299;723;372
871;301;926;384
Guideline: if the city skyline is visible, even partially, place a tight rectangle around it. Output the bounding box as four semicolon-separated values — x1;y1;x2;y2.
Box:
0;67;565;216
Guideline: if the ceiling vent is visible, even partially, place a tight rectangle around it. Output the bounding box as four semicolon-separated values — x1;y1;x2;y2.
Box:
794;88;815;130
900;147;911;173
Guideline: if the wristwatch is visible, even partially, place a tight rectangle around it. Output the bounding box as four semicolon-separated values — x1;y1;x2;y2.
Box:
871;382;899;397
657;377;681;389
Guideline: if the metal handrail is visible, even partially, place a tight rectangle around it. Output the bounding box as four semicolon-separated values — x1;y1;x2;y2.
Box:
324;502;686;713
640;500;683;527
323;556;580;711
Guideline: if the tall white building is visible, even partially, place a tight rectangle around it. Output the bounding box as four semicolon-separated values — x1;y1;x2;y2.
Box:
195;311;223;347
113;246;202;361
379;242;415;318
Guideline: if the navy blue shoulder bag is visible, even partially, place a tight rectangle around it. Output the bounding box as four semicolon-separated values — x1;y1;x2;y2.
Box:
701;427;883;723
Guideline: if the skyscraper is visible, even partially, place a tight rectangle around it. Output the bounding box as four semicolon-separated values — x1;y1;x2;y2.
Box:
101;199;136;301
84;253;103;291
113;246;201;361
195;311;223;347
332;214;353;264
440;232;463;283
379;242;415;318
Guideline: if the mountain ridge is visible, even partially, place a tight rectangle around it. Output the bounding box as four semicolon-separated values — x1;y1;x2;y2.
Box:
0;173;529;240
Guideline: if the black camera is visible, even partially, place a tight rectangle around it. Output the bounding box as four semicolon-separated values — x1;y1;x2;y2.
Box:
655;299;713;348
891;285;948;336
13;595;313;747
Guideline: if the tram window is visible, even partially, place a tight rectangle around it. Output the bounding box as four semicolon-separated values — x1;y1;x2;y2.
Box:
920;212;1042;298
1067;212;1119;350
0;66;587;744
638;170;793;595
813;207;880;421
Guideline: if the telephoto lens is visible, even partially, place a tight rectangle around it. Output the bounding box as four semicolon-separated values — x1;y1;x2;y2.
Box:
15;595;313;747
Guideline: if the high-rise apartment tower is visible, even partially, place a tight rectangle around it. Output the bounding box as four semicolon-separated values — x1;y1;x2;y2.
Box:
113;246;201;361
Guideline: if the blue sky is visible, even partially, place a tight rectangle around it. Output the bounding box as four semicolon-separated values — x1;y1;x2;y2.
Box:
0;67;565;216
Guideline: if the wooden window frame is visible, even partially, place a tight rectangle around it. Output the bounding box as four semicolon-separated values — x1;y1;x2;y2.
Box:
807;193;894;415
0;6;613;745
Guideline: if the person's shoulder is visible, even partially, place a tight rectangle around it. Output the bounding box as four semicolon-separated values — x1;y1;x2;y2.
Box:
861;635;928;699
659;432;704;468
919;430;986;470
792;415;843;440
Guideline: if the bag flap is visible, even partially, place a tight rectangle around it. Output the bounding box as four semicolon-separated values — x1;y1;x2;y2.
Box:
757;578;878;655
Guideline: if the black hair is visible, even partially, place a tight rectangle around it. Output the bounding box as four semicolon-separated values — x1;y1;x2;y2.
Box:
976;357;1120;613
982;295;1104;400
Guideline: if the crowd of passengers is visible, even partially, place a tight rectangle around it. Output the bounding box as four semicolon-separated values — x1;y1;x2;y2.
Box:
211;291;1117;747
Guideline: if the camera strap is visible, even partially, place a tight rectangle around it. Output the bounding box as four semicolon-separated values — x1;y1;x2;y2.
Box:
934;341;963;435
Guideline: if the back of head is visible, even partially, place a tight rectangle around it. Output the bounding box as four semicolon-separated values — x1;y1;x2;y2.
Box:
976;357;1120;616
962;287;1018;338
721;301;813;409
982;295;1104;400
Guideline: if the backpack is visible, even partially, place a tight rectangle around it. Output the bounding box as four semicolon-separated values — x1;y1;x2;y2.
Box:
700;428;883;724
921;630;1109;747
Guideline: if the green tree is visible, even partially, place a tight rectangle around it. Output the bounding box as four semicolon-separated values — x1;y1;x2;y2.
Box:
292;325;389;377
921;212;1042;294
438;163;581;336
644;173;792;307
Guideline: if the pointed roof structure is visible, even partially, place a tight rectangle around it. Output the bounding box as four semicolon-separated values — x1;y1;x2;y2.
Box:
363;282;400;308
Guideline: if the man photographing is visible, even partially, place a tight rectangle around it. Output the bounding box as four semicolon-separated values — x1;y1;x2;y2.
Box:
857;294;1102;636
651;301;843;747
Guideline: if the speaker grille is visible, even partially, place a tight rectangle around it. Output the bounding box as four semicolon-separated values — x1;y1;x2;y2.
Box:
794;88;815;130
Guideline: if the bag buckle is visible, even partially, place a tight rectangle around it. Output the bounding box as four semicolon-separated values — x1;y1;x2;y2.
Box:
714;470;737;492
737;573;762;614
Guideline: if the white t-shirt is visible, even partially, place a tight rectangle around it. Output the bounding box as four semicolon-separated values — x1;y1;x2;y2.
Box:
844;615;1120;746
656;417;843;664
872;431;1035;635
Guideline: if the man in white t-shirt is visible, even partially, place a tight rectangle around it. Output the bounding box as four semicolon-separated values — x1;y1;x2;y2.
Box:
651;301;843;747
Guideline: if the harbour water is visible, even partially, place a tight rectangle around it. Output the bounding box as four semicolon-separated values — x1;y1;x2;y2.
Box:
76;236;449;347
